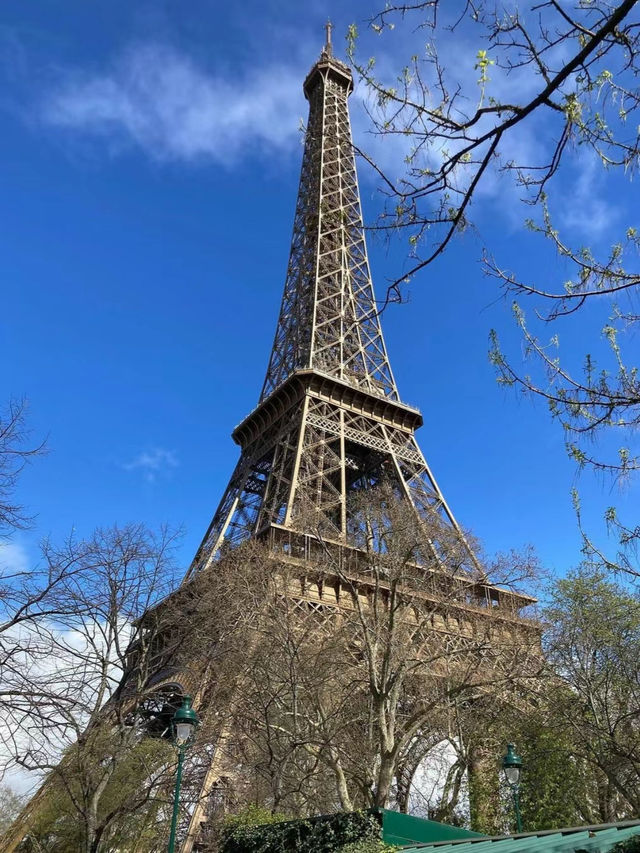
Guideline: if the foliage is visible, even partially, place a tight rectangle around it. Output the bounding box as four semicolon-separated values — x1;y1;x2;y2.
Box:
459;565;640;830
222;804;291;832
338;841;397;853
220;809;382;853
17;734;174;853
467;565;640;830
347;2;640;575
611;837;640;853
542;565;640;817
499;705;594;831
0;786;26;836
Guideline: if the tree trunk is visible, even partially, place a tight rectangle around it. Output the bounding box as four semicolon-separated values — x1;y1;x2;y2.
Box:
374;753;396;807
90;825;105;853
330;751;354;812
85;767;113;853
85;810;96;853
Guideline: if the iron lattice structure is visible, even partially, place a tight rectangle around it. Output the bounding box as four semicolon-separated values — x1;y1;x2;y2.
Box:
186;38;472;581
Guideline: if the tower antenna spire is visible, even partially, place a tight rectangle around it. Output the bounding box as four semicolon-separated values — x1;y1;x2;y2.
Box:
324;19;333;56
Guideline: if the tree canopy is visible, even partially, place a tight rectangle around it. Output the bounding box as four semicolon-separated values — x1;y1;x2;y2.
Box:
348;1;639;575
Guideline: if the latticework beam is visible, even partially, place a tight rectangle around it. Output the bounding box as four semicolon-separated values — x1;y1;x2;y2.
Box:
184;47;477;579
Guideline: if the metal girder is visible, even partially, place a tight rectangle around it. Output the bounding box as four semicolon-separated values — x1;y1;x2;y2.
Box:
260;56;398;403
182;47;478;581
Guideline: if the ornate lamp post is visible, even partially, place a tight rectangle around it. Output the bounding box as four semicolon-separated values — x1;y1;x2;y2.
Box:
168;695;200;853
502;743;523;833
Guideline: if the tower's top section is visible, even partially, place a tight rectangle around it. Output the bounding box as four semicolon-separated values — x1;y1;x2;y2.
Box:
260;33;398;404
303;23;353;99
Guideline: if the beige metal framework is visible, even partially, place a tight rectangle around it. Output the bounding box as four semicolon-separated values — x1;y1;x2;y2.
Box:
173;37;538;849
185;39;472;581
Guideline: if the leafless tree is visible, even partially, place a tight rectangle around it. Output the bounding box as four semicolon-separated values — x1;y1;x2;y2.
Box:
0;399;44;536
0;398;63;705
0;785;26;837
1;523;185;853
183;487;540;832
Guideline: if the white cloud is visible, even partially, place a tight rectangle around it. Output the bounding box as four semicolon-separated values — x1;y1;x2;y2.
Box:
347;33;549;225
122;447;178;482
0;617;132;794
558;152;617;239
37;35;616;242
37;35;535;198
41;43;304;164
0;542;30;575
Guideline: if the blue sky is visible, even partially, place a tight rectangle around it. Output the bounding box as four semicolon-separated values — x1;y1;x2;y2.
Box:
1;0;636;586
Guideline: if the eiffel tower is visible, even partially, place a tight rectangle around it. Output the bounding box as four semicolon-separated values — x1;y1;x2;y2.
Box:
184;24;474;583
173;30;537;850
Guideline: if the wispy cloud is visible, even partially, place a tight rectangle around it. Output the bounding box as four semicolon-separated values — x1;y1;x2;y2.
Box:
348;33;548;221
36;36;614;241
41;43;304;165
0;541;30;575
36;35;531;194
122;447;178;482
558;152;617;239
36;38;429;182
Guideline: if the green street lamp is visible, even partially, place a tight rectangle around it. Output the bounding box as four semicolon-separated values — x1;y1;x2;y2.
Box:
502;743;523;833
168;695;200;853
